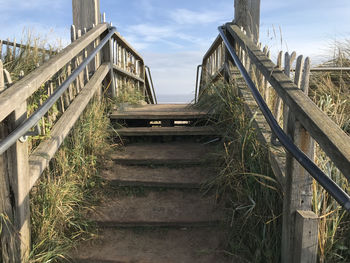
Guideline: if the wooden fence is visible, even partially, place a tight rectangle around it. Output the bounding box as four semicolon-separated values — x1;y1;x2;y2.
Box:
0;17;154;261
198;23;350;263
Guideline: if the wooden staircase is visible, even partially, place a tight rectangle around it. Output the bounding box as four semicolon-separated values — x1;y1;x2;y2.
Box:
71;104;232;263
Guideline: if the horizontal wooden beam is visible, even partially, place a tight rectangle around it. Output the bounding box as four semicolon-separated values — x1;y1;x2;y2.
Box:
227;24;350;178
28;63;109;190
113;65;144;83
1;40;56;54
0;23;108;123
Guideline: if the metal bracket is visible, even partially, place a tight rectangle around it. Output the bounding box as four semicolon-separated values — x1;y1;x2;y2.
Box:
19;122;41;143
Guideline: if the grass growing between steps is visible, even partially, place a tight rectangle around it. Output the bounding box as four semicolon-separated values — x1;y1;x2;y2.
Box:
196;80;283;262
29;98;111;263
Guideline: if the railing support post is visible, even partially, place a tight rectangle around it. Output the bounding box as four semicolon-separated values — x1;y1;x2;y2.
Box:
0;103;30;263
282;57;318;263
234;0;260;43
72;0;102;97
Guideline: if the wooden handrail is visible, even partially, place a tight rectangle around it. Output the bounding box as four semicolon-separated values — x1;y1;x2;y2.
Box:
226;24;350;178
112;31;143;61
202;35;222;63
0;23;108;123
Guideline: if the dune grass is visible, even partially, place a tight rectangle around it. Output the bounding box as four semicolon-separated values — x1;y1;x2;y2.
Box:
196;79;283;262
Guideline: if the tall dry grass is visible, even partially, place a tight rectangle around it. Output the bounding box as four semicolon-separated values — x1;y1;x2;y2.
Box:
197;79;283;262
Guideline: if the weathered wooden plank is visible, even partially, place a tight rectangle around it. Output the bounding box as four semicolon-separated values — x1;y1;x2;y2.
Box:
113;65;144;83
202;35;222;63
234;0;261;42
112;32;143;61
7;103;30;261
0;23;108;123
0;60;4;92
293;210;319;263
28;63;109;190
282;56;316;263
72;0;100;31
115;126;216;136
227;24;350;177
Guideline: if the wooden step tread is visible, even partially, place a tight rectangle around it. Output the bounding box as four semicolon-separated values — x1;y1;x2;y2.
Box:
70;228;233;263
102;164;215;188
110;103;209;120
89;190;223;227
116;126;216;136
111;142;218;165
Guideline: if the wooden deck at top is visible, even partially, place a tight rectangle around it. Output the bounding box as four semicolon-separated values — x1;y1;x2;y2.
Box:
110;104;209;120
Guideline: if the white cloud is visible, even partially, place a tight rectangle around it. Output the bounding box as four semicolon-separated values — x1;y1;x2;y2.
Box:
170;8;224;25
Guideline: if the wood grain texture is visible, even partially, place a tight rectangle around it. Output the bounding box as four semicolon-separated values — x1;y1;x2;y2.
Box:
227;24;350;178
0;23;108;123
29;63;109;190
293;210;319;263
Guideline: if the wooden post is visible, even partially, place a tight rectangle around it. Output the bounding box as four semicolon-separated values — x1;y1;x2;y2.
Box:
72;0;100;31
234;0;260;43
72;0;101;91
281;56;317;263
0;60;4;92
293;210;319;263
0;103;30;262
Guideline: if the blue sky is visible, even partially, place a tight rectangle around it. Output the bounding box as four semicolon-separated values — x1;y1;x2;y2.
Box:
0;0;350;101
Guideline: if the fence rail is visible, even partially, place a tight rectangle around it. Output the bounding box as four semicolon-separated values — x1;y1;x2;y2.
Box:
198;22;350;263
0;20;155;262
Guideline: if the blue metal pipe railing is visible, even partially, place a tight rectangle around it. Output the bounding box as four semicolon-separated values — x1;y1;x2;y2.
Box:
217;25;350;212
0;26;117;156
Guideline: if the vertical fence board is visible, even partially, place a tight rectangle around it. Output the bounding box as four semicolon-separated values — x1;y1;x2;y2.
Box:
282;54;317;263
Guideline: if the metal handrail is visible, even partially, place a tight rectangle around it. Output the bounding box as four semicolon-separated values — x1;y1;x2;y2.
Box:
145;65;157;104
194;65;202;103
217;25;350;212
0;26;117;156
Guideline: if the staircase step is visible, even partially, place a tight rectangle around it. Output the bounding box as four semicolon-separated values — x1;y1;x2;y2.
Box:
110;142;218;165
70;227;232;263
89;190;223;227
110;103;208;120
115;126;216;136
102;164;215;188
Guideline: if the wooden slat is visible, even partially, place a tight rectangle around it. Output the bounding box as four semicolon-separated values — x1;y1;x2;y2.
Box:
112;32;143;61
28;63;110;190
202;35;223;63
113;65;144;83
110;111;208;120
227;24;350;178
116;126;216;136
0;23;108;123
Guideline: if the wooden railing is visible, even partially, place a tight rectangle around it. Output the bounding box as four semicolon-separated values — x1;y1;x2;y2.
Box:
0;22;154;262
198;22;350;263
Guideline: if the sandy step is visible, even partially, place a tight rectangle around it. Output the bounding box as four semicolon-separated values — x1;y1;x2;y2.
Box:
89;190;223;227
70;227;233;263
102;164;215;188
115;126;216;136
110;142;218;165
